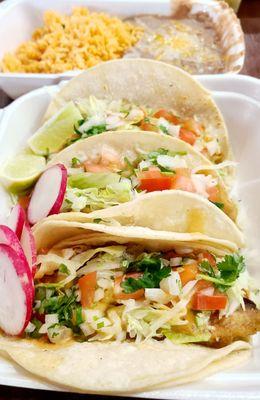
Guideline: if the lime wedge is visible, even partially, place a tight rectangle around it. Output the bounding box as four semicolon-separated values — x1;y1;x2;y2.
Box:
0;154;46;193
28;101;82;155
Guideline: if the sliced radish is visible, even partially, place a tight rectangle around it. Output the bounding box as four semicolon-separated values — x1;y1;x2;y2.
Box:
27;164;67;225
0;225;34;294
20;221;37;276
6;204;26;239
0;243;33;335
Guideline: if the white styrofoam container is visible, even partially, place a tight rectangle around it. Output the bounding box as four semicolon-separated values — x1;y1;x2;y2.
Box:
198;74;260;103
0;0;245;98
0;77;259;399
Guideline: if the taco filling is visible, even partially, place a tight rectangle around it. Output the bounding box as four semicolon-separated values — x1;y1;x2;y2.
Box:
57;146;223;213
66;96;222;162
27;244;260;347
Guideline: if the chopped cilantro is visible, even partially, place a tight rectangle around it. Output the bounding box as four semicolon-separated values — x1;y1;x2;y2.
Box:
85;124;107;137
142;148;186;173
121;255;171;293
160;169;175;175
71;157;81;167
198;254;245;292
59;263;70;275
26;318;42;339
211;201;224;210
73;119;85;135
75;306;84;326
159;125;169;134
122;267;171;293
65;198;73;206
37;288;79;327
73;119;107;142
51;331;59;338
93;218;104;224
97;321;104;329
126;255;162;273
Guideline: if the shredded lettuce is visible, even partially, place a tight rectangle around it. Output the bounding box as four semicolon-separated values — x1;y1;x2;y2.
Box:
32;245;259;345
163;331;211;344
63;180;133;212
36;246;126;283
223;270;260;316
68;172;121;189
77;96;113;117
74;245;126;275
36;254;78;280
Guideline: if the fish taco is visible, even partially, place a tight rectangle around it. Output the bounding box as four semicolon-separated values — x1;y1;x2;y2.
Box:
32;59;231;167
38;130;236;223
0;220;258;393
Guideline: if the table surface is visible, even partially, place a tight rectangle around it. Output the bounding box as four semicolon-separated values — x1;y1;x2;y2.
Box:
0;0;259;399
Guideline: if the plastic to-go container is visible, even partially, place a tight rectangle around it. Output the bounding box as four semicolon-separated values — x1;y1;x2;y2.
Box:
0;75;259;397
0;0;245;98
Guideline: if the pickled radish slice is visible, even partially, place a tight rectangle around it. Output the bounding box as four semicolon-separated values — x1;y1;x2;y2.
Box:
0;244;33;335
0;225;34;294
20;221;37;276
7;204;26;239
28;164;67;225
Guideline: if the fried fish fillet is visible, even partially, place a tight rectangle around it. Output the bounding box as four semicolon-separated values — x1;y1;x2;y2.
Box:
209;306;260;348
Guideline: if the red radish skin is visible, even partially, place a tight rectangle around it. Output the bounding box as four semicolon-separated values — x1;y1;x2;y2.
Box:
20;221;37;276
0;243;33;335
7;204;26;239
27;164;67;225
0;225;34;297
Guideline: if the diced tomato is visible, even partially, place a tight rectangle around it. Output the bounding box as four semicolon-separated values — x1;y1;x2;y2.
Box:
192;292;227;310
201;148;209;158
163;250;179;260
138;170;173;192
78;272;97;308
195;279;214;292
83;162;111;173
207;186;220;203
114;273;144;300
171;174;195;192
174;168;191;177
182;119;202;136
198;252;216;267
18;195;30;211
153;109;180;125
140;121;158;132
178;263;198;285
179;128;197;146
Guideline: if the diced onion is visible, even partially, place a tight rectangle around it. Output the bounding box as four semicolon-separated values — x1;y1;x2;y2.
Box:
94;288;104;302
157;155;187;169
182;280;197;296
160;271;182;296
25;322;36;333
145;288;170;304
169;257;182;267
